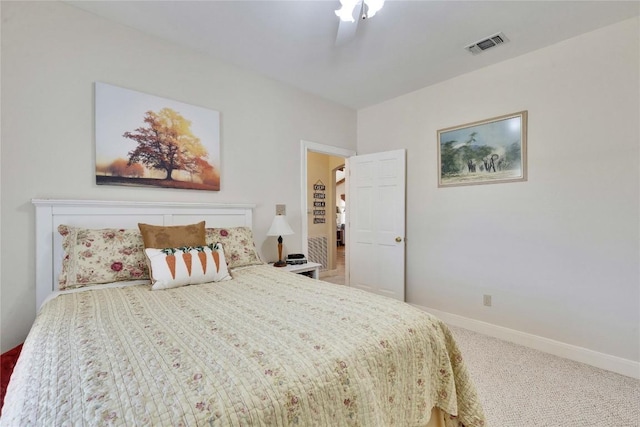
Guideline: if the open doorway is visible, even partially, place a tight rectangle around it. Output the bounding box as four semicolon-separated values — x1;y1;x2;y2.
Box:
326;165;346;285
300;141;355;285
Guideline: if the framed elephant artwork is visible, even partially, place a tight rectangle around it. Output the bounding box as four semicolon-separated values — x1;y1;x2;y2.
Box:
437;111;527;187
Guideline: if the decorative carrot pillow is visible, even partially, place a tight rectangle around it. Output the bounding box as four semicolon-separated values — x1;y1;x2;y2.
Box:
145;243;231;290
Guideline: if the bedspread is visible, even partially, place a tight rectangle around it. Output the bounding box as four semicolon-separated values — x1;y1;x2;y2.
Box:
1;265;485;426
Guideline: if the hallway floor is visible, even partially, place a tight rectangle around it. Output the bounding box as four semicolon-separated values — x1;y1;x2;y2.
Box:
322;245;345;285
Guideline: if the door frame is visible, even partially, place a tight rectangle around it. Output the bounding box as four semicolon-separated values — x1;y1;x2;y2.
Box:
300;140;356;281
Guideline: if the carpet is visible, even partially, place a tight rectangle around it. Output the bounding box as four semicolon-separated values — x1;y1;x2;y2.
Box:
449;326;639;426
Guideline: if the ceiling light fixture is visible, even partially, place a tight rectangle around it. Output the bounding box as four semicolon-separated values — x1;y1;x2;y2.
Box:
335;0;385;23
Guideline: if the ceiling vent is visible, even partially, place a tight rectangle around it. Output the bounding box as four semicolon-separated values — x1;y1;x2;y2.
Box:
465;32;509;55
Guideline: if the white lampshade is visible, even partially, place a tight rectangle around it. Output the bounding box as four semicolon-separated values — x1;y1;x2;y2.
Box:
267;215;294;237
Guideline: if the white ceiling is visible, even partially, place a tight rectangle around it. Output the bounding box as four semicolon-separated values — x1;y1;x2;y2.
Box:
67;1;639;109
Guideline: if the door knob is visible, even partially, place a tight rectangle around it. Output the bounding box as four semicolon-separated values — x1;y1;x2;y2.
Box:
395;237;402;242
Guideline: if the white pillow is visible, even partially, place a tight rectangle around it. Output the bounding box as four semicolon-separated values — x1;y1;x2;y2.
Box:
145;243;231;290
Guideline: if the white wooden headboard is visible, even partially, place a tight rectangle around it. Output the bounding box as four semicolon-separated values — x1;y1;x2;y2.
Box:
32;199;256;310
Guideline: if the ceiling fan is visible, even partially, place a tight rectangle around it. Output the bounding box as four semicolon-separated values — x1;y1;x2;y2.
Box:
334;0;385;46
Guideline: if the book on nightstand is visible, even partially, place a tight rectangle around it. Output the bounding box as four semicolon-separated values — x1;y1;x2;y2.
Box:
286;254;307;265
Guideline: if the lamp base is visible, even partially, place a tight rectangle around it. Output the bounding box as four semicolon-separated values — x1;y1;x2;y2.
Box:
273;260;287;267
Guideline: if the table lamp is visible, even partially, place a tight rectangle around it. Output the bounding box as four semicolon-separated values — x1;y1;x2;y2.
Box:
267;214;294;267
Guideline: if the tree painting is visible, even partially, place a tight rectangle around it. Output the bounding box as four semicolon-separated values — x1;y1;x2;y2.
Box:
124;108;208;181
95;83;220;191
437;112;527;187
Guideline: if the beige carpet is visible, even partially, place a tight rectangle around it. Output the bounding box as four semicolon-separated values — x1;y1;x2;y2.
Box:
449;326;640;426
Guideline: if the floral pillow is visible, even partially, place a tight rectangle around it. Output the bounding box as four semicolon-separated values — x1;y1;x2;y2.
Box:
58;225;149;290
205;227;264;269
145;243;231;290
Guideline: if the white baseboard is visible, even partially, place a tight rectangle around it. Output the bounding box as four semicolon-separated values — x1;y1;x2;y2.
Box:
412;304;640;379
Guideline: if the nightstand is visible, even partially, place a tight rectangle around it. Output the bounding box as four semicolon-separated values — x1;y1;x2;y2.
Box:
273;262;322;279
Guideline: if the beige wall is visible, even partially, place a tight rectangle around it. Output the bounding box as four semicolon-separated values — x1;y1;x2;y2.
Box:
357;18;640;362
307;152;333;240
0;1;356;352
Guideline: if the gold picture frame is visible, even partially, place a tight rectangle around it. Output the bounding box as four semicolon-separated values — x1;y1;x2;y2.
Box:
437;111;527;187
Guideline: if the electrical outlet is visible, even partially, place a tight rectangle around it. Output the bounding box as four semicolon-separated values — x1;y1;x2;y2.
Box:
483;294;492;307
276;204;286;216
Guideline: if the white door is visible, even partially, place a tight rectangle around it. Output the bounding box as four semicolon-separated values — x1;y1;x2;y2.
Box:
347;149;406;301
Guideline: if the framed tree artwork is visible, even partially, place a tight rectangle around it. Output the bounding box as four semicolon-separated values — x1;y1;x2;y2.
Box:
95;82;221;191
437;111;527;187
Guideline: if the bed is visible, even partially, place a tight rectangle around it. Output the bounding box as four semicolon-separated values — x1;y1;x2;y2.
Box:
1;199;486;427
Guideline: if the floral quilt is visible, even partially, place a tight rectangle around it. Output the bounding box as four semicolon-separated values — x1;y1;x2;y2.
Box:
1;265;485;426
